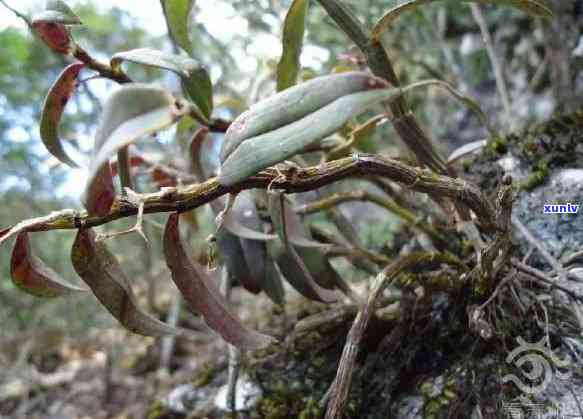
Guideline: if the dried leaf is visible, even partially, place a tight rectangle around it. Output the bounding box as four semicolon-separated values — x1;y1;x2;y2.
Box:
111;48;213;119
161;0;195;53
11;232;86;298
372;0;552;40
84;84;188;216
71;228;180;337
40;63;84;167
163;214;276;350
277;0;309;92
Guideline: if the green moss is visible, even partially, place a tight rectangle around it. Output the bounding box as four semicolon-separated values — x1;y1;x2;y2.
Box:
424;399;442;416
252;380;308;419
521;160;550;190
487;135;508;155
146;400;166;419
298;398;323;419
192;363;216;388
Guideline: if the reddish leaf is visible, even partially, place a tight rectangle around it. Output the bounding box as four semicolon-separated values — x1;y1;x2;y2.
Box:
84;165;115;217
11;232;86;298
84;84;187;216
151;167;177;187
163;213;276;350
188;127;209;181
32;22;72;54
71;228;180;338
216;228;261;294
40;63;84;167
110;154;146;176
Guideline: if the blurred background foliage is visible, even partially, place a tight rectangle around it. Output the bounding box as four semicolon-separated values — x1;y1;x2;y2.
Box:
0;0;581;340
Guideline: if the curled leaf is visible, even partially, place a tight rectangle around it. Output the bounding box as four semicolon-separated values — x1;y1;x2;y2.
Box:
216;228;262;294
161;0;195;53
11;232;86;298
163;213;276;350
40;63;84;167
72;228;180;337
372;0;552;40
277;0;309;92
84;84;188;216
111;48;213;118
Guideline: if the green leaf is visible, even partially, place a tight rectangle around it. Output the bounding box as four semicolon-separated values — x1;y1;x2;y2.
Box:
219;86;401;186
40;62;84;167
111;48;213;119
163;213;276;350
221;72;383;163
372;0;552;40
72;228;181;337
84;84;189;216
276;0;309;92
160;0;195;53
11;232;87;298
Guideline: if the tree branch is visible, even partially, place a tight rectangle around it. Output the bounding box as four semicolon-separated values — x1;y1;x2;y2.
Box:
0;154;497;246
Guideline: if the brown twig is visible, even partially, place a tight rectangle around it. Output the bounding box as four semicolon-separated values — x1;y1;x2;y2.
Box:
0;154;498;245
